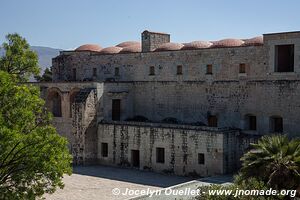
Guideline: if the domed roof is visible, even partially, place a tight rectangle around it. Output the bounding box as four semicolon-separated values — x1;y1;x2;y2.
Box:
182;41;212;50
242;36;263;46
116;41;141;48
99;46;123;54
211;39;244;48
154;43;184;52
75;44;102;52
119;44;141;53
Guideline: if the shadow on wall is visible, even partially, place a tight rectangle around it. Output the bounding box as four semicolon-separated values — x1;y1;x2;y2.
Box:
72;165;194;187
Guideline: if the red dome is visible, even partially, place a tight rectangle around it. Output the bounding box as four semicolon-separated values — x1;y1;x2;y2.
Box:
119;44;141;53
154;43;184;51
182;41;212;50
243;36;263;46
99;46;123;54
116;41;140;48
211;39;244;48
75;44;102;52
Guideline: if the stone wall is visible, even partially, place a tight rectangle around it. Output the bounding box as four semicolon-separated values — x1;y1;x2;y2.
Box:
102;80;300;137
52;31;300;84
97;121;240;176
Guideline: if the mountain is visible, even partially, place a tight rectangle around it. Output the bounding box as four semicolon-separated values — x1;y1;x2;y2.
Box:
30;46;62;72
0;46;62;73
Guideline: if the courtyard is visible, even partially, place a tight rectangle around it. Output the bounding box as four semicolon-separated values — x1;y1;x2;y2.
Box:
44;166;194;200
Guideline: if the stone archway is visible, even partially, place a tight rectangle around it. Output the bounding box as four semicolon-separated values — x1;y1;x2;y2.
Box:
47;88;62;117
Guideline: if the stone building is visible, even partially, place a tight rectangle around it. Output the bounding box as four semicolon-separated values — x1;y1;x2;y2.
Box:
37;30;300;177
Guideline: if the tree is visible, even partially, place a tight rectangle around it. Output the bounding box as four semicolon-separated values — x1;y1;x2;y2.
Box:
0;71;72;199
0;33;40;82
239;135;300;190
35;67;52;82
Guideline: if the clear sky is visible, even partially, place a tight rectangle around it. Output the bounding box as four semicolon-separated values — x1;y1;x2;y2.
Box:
0;0;299;50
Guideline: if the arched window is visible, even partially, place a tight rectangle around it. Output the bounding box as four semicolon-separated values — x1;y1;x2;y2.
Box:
47;89;62;117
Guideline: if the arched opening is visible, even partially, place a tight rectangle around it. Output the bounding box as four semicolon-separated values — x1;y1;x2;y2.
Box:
69;88;80;118
47;89;62;117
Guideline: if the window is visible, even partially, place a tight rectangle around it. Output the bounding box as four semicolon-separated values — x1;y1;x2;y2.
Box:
239;63;246;73
156;147;165;163
206;64;212;74
72;68;76;81
101;143;108;157
115;67;120;76
93;68;97;77
248;115;257;131
275;44;294;72
112;99;121;121
208;115;218;127
198;153;205;164
177;65;183;75
270;116;283;133
149;66;155;75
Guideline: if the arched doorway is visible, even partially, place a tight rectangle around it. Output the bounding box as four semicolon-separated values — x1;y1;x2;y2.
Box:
47;88;62;117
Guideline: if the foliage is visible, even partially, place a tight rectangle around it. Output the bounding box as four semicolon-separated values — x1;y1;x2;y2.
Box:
0;71;72;199
239;135;300;190
35;67;52;82
0;33;40;82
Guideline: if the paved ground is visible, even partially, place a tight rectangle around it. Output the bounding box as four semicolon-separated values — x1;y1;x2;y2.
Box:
130;175;233;200
44;166;193;200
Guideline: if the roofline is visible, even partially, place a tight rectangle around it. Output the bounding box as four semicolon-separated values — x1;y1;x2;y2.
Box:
263;30;300;36
142;30;170;35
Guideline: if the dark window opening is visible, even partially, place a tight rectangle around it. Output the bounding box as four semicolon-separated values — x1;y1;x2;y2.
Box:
177;65;183;75
206;64;212;74
149;66;155;75
72;68;76;81
247;115;257;130
93;68;97;77
112;99;121;121
156;147;165;163
198;153;205;164
270;116;283;133
208;115;218;127
101;143;108;157
239;63;246;73
275;44;294;72
131;150;140;168
115;67;120;76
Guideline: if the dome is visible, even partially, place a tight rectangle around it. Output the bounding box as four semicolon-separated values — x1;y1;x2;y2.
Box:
182;41;212;50
75;44;102;52
116;41;141;48
243;36;263;46
154;43;184;51
99;46;123;54
119;44;141;53
211;39;244;48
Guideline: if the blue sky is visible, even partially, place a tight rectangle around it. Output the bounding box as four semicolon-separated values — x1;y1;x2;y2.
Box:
0;0;299;50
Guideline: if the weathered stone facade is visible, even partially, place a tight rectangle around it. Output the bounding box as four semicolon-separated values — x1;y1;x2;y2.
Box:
37;30;300;176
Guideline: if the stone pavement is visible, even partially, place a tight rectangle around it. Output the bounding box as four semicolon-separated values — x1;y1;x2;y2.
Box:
44;166;193;200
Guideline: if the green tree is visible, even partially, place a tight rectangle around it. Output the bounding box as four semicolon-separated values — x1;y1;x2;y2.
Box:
0;71;72;199
35;67;52;82
239;135;300;190
0;33;40;82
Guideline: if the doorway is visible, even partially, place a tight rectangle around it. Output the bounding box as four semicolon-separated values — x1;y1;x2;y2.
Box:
131;150;140;168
